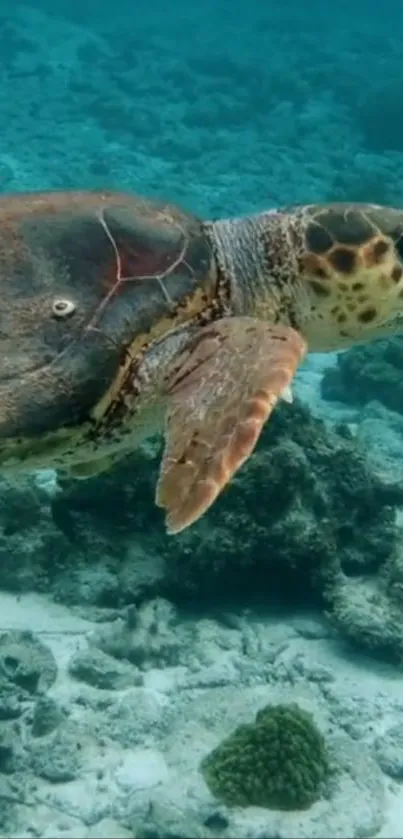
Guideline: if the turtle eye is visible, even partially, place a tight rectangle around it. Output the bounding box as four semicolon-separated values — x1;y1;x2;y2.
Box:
52;299;76;319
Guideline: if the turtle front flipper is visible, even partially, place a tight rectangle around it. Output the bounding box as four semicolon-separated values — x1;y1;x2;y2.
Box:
156;317;306;534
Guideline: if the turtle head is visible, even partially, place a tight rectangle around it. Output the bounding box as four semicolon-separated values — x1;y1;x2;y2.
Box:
0;190;212;468
209;204;403;352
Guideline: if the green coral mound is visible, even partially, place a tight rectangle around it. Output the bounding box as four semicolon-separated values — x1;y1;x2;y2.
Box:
200;702;328;811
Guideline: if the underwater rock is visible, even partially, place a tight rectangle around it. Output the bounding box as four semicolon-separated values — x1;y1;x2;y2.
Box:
31;696;66;738
323;732;385;838
30;398;403;659
90;599;182;670
350;400;403;482
0;473;75;596
321;337;403;415
103;687;169;748
115;544;166;607
374;722;403;779
326;576;403;663
68;646;143;690
0;719;28;777
136;811;207;839
0;477;43;535
113;747;169;792
0;399;401;657
51;401;403;609
0;776;23;835
114;676;386;839
0;727;18;775
29;723;83;782
86;819;133;839
0;631;57;695
0;685;23;721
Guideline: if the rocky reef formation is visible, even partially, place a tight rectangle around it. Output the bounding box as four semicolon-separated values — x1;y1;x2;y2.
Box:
320;337;403;415
0;606;391;839
0;400;403;660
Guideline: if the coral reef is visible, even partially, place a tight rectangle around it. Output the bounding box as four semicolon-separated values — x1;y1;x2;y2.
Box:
0;607;390;838
321;338;403;415
0;399;402;658
50;399;403;619
0;630;57;695
200;702;329;810
89;598;182;671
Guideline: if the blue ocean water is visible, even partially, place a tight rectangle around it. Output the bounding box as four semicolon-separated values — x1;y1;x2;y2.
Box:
1;1;403;837
2;0;403;217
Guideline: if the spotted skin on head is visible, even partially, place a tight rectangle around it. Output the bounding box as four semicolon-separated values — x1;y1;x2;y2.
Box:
156;317;306;534
211;203;403;353
280;204;403;350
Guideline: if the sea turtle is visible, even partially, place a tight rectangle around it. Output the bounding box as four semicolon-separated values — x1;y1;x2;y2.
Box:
0;190;402;534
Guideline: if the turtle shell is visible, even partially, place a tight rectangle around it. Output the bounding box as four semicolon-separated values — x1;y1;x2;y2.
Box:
0;190;216;463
